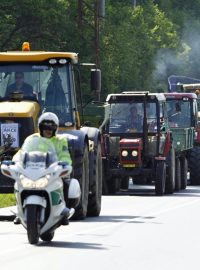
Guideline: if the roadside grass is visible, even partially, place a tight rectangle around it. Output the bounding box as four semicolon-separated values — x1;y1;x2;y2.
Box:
0;194;16;208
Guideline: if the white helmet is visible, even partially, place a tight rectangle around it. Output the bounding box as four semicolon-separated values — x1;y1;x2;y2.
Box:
38;112;59;136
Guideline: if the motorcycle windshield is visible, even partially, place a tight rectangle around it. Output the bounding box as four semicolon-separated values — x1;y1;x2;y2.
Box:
20;136;58;168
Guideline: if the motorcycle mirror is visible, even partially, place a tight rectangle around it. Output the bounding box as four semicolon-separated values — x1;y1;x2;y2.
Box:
2;160;15;166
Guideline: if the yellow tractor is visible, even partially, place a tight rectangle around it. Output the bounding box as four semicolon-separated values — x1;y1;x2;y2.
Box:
0;42;102;219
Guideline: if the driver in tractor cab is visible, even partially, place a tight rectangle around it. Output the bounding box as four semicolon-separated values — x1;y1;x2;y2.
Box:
168;102;182;127
13;112;81;226
5;72;34;97
127;106;143;132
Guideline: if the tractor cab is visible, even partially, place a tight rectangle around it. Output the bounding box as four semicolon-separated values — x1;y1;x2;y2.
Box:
0;50;78;131
102;92;169;157
165;93;197;129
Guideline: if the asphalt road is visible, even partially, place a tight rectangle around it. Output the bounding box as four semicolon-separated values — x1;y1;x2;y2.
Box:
0;183;200;270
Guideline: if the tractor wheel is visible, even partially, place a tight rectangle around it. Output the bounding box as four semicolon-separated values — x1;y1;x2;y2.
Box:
180;156;188;189
120;176;129;190
155;161;166;196
175;157;181;191
72;145;89;219
87;142;102;217
107;176;121;195
133;176;147;185
102;159;109;195
189;147;200;185
165;148;175;194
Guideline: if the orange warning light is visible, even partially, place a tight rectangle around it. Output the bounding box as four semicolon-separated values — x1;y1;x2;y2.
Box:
22;42;30;51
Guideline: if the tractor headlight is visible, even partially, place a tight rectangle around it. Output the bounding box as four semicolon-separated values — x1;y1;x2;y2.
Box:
20;175;48;189
132;150;138;157
49;59;57;64
121;150;128;157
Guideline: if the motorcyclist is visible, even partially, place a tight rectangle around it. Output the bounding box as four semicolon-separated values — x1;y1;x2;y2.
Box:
13;112;80;225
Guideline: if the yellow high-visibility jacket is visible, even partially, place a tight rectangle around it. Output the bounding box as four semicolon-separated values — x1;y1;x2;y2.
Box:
13;133;72;165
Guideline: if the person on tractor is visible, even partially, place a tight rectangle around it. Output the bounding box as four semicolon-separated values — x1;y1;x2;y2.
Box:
168;102;182;127
127;106;143;132
5;72;33;97
13;112;80;225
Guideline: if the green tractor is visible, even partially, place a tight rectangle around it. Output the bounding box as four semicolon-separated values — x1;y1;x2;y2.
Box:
164;92;198;190
168;75;200;185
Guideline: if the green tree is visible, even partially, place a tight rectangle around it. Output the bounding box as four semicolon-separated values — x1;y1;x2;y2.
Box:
0;0;74;51
100;0;178;97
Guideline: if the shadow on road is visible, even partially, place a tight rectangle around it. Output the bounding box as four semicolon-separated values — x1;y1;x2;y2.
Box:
74;214;158;226
107;183;200;198
0;215;15;222
37;241;106;250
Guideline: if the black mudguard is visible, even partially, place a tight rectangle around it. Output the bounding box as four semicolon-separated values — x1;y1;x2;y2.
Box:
81;126;101;149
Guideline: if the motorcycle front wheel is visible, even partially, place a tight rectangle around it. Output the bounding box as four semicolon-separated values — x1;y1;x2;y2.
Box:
26;205;40;245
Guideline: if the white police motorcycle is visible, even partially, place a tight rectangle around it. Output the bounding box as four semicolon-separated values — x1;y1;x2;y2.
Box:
1;136;80;244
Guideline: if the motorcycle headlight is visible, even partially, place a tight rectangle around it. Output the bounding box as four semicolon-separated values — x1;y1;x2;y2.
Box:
20;175;48;189
132;150;138;157
35;178;48;188
121;150;128;157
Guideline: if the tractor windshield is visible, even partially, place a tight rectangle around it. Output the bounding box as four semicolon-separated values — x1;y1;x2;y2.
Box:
166;99;192;128
0;62;73;127
108;102;157;134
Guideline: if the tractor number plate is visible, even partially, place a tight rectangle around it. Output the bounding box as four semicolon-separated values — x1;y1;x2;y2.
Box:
122;164;136;168
1;123;19;148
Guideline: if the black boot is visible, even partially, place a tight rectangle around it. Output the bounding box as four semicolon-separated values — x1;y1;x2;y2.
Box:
14;216;21;225
61;207;70;226
61;215;69;226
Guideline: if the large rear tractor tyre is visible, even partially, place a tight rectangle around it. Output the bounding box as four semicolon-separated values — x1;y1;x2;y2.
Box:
165;148;175;194
175;157;181;191
188;147;200;185
180;157;188;190
87;142;102;217
155;161;166;196
26;205;40;245
73;146;89;220
40;231;55;242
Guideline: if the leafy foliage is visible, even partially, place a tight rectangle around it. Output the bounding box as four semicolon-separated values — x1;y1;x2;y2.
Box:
0;0;198;97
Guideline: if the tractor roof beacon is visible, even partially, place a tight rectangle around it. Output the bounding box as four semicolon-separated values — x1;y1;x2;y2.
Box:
0;42;102;219
100;91;176;196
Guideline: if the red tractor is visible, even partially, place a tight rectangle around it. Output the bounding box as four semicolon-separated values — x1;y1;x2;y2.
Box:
100;92;176;196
